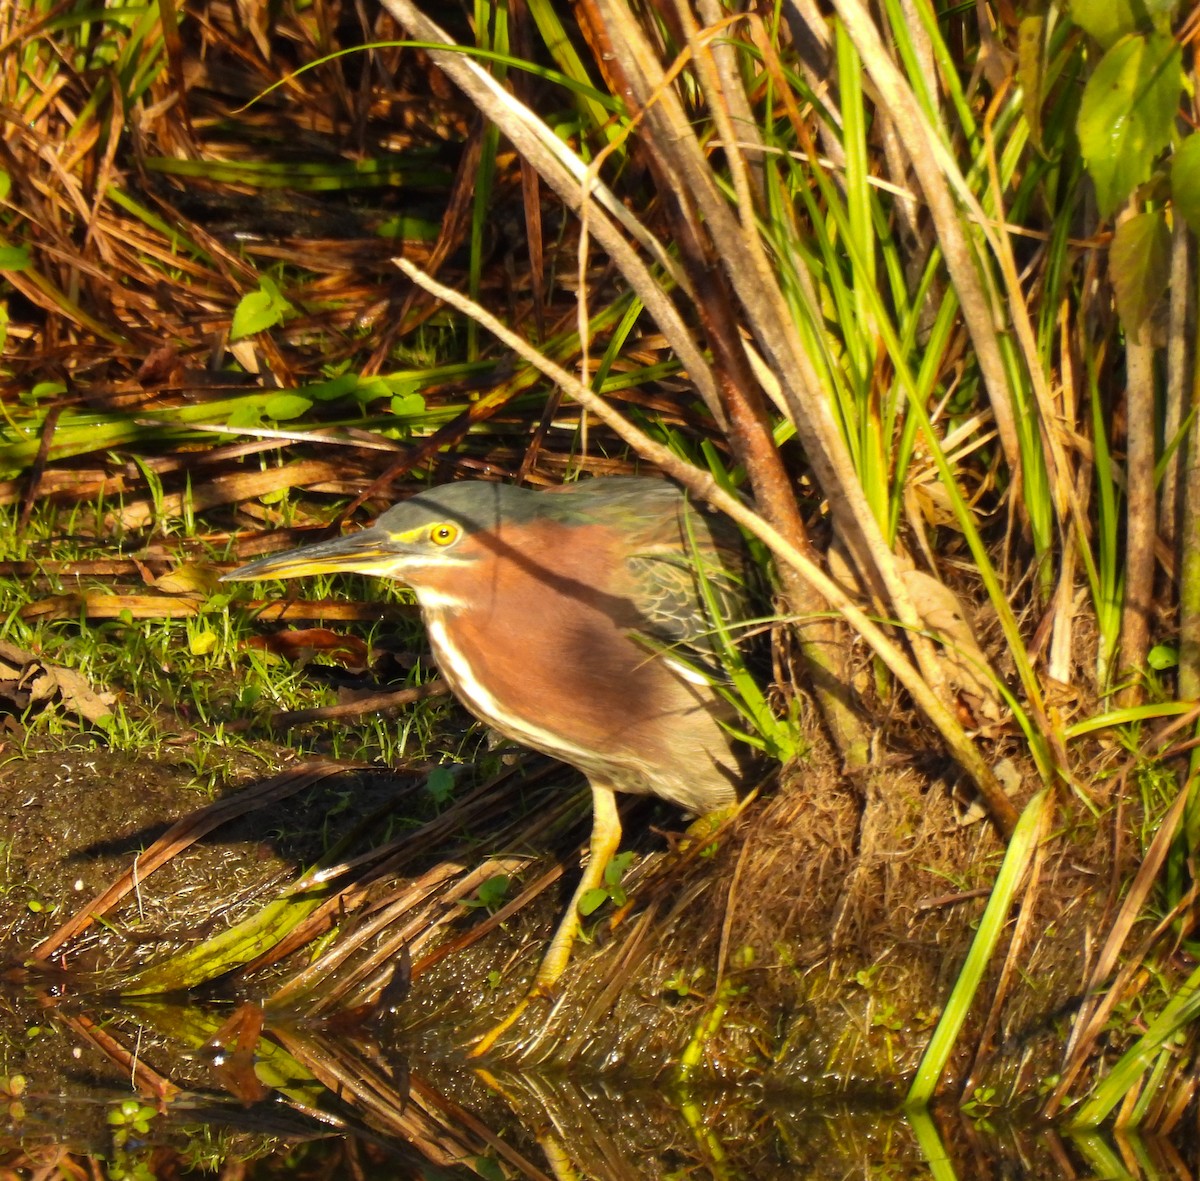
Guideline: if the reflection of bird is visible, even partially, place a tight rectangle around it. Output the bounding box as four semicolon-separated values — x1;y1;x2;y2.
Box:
224;477;754;1051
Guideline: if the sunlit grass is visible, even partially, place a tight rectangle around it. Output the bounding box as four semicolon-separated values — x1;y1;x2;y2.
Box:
0;493;454;782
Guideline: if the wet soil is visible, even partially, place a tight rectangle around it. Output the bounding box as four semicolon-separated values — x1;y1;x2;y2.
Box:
0;729;1168;1178
0;744;399;958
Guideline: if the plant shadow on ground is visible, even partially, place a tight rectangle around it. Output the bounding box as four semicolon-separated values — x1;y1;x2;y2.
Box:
0;715;1176;1179
0;503;1184;1176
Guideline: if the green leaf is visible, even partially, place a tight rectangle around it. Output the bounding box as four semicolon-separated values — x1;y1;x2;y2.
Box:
1077;33;1183;218
0;245;30;271
477;874;510;909
353;375;391;403
375;214;440;241
124;887;328;993
226;400;264;428
1069;958;1200;1127
473;1157;506;1181
1071;0;1182;44
604;850;634;886
230;278;293;340
1069;0;1144;48
391;391;426;417
1109;210;1170;339
1171;134;1200;234
0;170;10;202
1017;17;1046;151
1144;0;1182;20
578;887;609;916
264;393;312;421
306;374;359;401
425;765;456;804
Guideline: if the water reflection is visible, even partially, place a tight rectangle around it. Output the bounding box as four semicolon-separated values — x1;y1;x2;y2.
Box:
0;988;1194;1180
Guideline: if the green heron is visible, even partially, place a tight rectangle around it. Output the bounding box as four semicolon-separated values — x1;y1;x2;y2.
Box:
223;477;754;1050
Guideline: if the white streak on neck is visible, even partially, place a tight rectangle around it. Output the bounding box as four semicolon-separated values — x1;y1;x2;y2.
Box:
425;617;599;768
412;586;468;611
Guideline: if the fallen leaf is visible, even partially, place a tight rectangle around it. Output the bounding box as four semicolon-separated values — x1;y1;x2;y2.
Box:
902;568;1003;723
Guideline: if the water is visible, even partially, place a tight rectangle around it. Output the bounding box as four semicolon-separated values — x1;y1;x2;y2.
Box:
0;991;1192;1180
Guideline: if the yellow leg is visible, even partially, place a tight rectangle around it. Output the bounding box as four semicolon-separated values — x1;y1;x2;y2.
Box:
470;782;621;1057
534;781;620;989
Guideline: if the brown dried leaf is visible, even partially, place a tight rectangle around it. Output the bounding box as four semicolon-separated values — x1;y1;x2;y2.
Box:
247;628;371;671
1111;210;1170;344
0;641;35;667
154;564;221;596
0;642;114;723
42;664;116;724
22;593;206;621
901;568;1002;722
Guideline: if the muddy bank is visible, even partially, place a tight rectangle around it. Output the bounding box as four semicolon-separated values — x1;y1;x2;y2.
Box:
1;736;1121;1100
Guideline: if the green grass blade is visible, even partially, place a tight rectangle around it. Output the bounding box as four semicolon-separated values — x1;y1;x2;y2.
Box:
122;888;329;994
906;1106;961;1181
1067;959;1200;1128
906;788;1050;1107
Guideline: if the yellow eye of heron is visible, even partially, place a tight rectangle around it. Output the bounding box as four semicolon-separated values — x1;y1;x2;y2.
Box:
430;523;460;546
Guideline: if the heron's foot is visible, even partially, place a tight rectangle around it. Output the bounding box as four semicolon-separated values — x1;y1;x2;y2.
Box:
470;782;621;1059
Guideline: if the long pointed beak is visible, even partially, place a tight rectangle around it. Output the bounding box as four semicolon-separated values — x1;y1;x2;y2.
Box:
221;527;401;582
